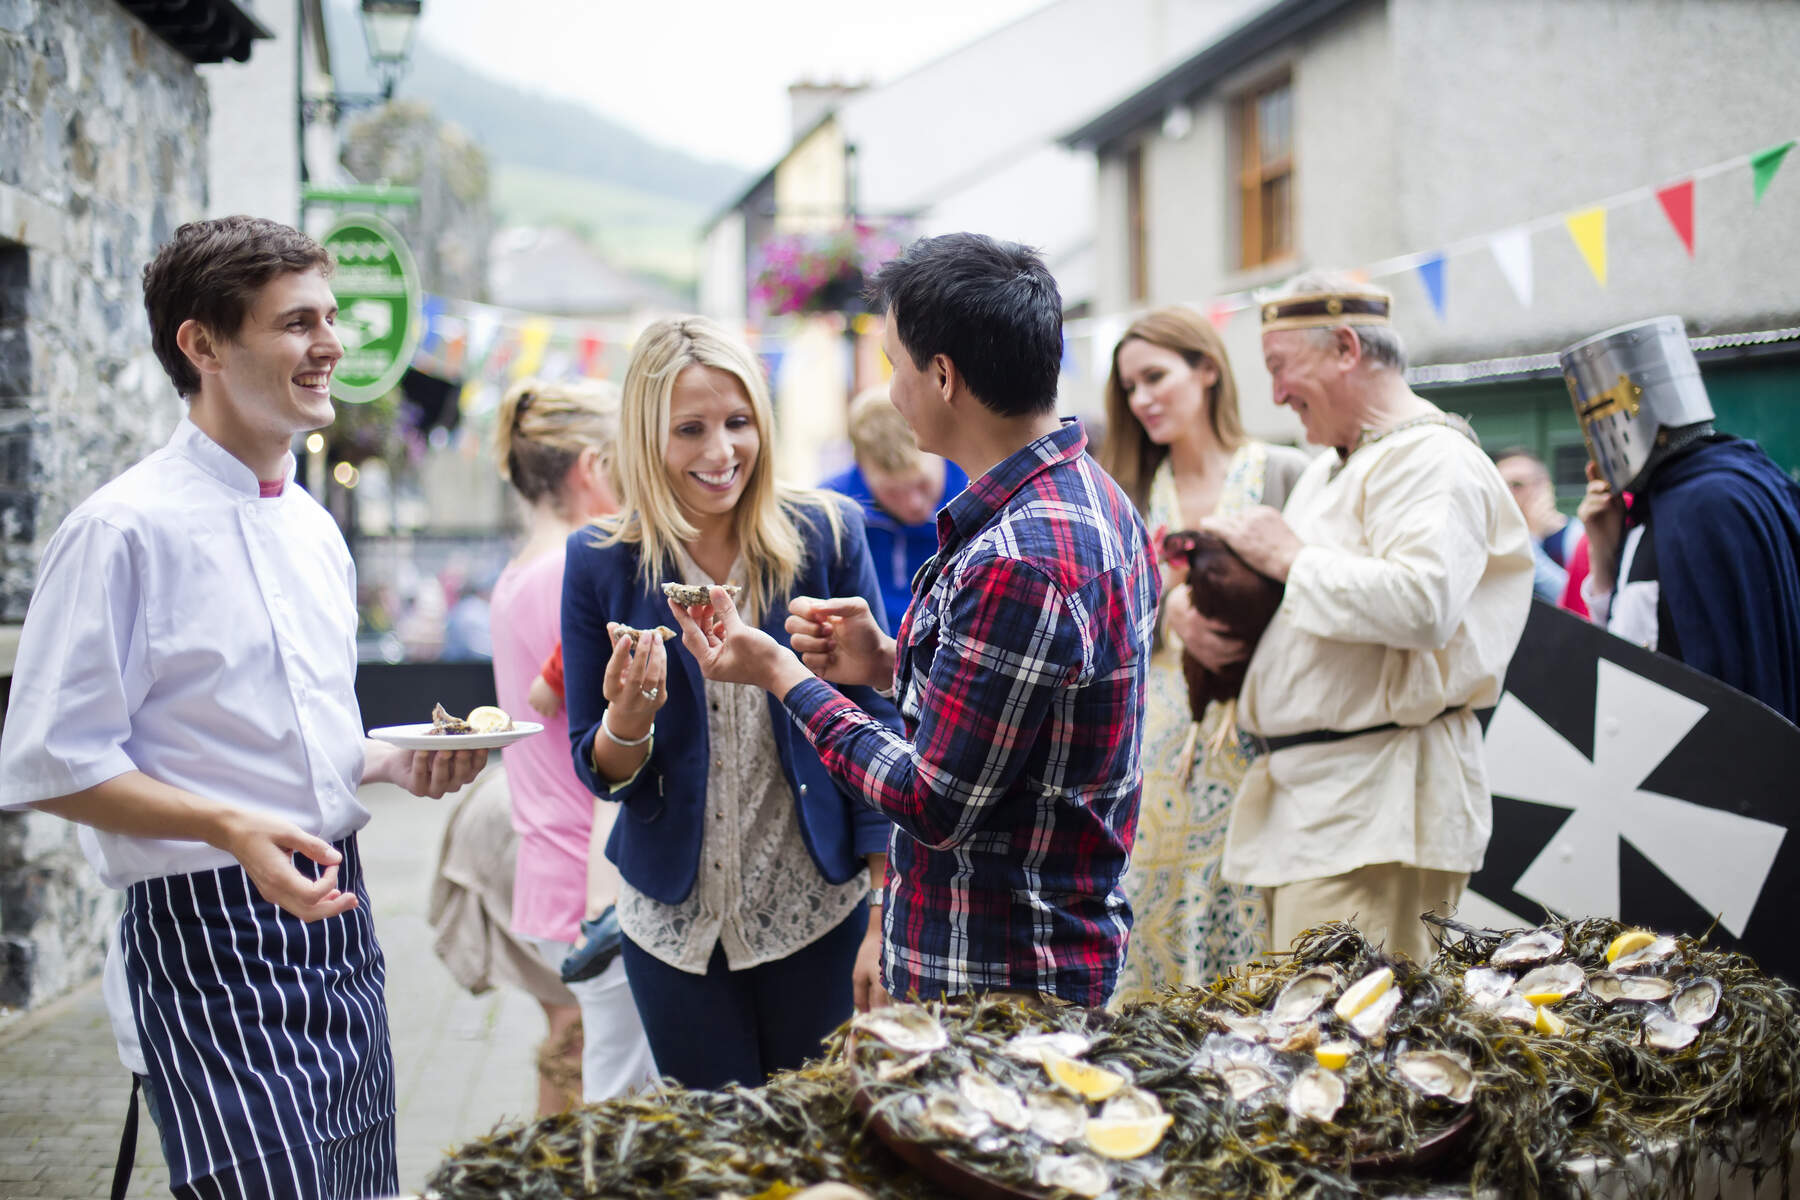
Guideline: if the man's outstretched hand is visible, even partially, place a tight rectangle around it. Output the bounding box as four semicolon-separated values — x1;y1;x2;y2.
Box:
785;596;896;689
668;586;813;698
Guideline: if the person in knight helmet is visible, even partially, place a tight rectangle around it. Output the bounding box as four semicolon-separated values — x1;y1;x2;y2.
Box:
1568;316;1800;725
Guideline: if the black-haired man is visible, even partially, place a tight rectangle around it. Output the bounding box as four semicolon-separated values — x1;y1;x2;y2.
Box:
0;217;484;1199
667;233;1160;1009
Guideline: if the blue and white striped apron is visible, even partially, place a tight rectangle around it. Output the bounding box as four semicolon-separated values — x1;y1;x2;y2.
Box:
119;836;397;1200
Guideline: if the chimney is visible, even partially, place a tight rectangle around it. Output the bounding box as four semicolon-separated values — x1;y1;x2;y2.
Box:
787;81;865;139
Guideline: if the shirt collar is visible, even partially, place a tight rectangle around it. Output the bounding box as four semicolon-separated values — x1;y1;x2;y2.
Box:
167;417;297;499
939;417;1087;548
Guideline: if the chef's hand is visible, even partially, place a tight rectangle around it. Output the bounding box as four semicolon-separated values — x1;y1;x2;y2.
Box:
786;596;896;689
669;587;811;697
1165;582;1248;672
1201;506;1304;582
216;808;359;922
1578;460;1626;593
363;740;487;800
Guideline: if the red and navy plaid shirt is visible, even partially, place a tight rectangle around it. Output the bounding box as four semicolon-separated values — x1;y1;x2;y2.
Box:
784;418;1160;1007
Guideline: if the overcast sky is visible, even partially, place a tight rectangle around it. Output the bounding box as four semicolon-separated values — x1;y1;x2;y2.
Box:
409;0;1052;171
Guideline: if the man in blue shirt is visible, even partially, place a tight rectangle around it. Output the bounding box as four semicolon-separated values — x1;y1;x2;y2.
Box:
821;388;966;633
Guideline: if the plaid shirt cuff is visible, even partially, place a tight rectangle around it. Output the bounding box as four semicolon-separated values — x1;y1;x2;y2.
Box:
783;675;860;741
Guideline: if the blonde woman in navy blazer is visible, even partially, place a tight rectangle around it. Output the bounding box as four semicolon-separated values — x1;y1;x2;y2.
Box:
561;316;901;1089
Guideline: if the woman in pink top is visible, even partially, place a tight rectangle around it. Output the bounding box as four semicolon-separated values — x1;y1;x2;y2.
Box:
491;378;654;1104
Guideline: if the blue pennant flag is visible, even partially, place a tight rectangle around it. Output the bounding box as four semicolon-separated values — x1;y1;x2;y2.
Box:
1417;254;1448;320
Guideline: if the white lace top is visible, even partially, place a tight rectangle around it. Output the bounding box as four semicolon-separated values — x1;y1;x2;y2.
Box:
616;548;869;974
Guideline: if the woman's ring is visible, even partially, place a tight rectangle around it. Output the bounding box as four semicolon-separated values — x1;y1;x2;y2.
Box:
640;686;659;702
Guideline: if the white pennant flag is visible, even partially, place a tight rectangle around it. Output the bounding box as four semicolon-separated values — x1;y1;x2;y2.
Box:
1490;228;1534;308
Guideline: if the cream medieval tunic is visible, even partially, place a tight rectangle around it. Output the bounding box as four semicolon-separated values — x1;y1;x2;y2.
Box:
1223;419;1534;889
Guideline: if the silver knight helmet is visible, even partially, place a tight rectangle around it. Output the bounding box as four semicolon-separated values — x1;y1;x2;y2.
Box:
1560;316;1714;493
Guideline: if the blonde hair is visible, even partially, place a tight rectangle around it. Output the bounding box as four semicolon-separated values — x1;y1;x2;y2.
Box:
1098;307;1245;512
495;377;622;512
597;316;843;621
846;388;923;475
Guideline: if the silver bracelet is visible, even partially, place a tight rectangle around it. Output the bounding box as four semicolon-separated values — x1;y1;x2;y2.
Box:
600;708;653;747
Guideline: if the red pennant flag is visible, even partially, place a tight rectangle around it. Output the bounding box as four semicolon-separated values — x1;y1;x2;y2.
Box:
1206;300;1234;330
1656;179;1695;256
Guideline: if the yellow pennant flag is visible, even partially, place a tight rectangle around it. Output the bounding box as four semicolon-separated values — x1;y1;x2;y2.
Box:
1564;207;1607;287
511;318;553;378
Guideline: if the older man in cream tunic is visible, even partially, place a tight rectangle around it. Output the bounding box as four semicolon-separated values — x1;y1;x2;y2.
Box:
1195;273;1534;963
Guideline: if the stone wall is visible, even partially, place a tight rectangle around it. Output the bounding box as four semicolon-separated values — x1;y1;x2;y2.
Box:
0;0;208;1017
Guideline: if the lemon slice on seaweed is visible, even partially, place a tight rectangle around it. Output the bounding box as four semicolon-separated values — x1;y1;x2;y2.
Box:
1084;1113;1173;1159
1533;1005;1568;1036
1333;967;1395;1021
1314;1040;1356;1070
1042;1050;1126;1102
1605;929;1658;964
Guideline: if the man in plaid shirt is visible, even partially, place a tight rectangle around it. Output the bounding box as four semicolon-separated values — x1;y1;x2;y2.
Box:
667;233;1160;1009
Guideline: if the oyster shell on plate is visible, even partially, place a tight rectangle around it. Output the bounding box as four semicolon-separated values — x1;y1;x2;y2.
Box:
1513;961;1586;1003
1025;1089;1088;1144
1492;928;1564;967
1394;1049;1476;1105
1100;1086;1165;1123
1348;984;1403;1041
1034;1152;1110;1198
1286;1066;1346;1122
851;1006;948;1053
922;1092;993;1140
1270;968;1340;1026
1643;1009;1700;1051
958;1070;1029;1131
1670;978;1722;1026
1003;1030;1093;1064
1611;936;1679;972
1589;973;1675;1004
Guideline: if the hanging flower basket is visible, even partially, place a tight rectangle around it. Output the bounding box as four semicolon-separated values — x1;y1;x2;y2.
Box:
751;222;906;318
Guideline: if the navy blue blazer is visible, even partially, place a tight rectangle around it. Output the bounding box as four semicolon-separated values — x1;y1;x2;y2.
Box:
562;499;901;905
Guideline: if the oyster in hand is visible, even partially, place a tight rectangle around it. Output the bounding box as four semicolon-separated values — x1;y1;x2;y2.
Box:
662;582;742;607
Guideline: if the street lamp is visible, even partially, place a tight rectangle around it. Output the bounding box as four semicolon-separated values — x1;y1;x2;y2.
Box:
302;0;424;122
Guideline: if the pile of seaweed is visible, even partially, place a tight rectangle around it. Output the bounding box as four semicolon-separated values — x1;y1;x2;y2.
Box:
424;918;1800;1200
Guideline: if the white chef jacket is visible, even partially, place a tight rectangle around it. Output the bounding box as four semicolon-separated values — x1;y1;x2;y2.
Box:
1224;420;1535;888
0;418;370;889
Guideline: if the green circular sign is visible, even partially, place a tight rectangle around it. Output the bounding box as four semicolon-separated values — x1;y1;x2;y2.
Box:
321;213;422;404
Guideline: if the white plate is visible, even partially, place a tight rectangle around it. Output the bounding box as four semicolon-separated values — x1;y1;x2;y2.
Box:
365;721;545;751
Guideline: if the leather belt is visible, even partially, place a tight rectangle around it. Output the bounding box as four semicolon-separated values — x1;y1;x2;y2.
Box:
1249;709;1467;757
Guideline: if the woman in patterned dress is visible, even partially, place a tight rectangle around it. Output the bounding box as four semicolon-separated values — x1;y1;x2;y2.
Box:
1099;308;1312;1005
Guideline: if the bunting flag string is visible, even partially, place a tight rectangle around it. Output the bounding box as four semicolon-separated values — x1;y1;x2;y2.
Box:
1057;133;1795;341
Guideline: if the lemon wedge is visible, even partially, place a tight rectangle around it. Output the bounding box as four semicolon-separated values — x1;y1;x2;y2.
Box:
1605;929;1658;964
1042;1049;1126;1102
465;706;513;733
1523;990;1567;1006
1333;967;1395;1022
1533;1005;1568;1036
1314;1040;1356;1070
1084;1113;1173;1159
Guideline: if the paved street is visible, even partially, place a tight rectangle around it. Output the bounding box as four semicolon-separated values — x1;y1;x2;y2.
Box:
0;776;544;1199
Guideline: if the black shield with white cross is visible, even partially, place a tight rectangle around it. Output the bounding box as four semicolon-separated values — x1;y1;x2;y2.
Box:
1473;600;1800;983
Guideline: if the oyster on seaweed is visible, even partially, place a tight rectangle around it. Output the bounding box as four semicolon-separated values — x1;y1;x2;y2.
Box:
1286;1066;1347;1123
1643;1009;1700;1051
662;582;743;607
1462;966;1515;1006
1513;961;1586;1004
1218;1062;1280;1103
1033;1152;1110;1198
1214;1012;1275;1043
1270;968;1340;1026
875;1051;934;1082
922;1092;993;1140
1670;978;1722;1026
1589;973;1676;1004
851;1005;948;1053
958;1070;1029;1131
1003;1030;1093;1064
1611;935;1679;972
1276;1021;1322;1055
1100;1086;1165;1122
1486;992;1538;1025
1348;983;1404;1041
1492;928;1564;967
1025;1089;1088;1144
1394;1049;1476;1105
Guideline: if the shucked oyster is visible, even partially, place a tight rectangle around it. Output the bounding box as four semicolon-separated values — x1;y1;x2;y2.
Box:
1004;1030;1093;1064
1395;1050;1476;1105
959;1070;1029;1131
1513;961;1586;1004
1100;1086;1165;1123
1612;936;1679;972
1348;984;1404;1041
1025;1089;1088;1144
1286;1066;1347;1123
1270;968;1341;1026
662;582;742;607
429;702;472;734
1590;973;1676;1004
851;1005;948;1053
1034;1152;1109;1198
1462;967;1515;1006
876;1051;934;1082
1218;1062;1280;1103
1671;978;1722;1026
1492;928;1565;967
923;1092;993;1140
1643;1009;1700;1051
